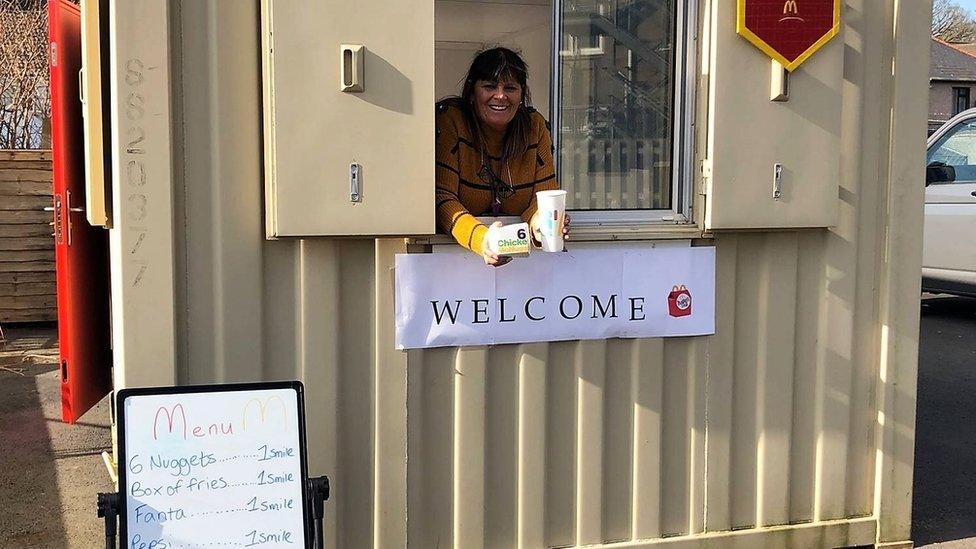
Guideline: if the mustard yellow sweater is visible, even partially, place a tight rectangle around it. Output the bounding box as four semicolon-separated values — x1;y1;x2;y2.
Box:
435;103;559;255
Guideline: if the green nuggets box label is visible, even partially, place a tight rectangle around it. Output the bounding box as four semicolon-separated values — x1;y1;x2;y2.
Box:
487;222;530;256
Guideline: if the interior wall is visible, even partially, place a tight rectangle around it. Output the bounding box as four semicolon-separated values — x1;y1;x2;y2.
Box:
435;0;552;116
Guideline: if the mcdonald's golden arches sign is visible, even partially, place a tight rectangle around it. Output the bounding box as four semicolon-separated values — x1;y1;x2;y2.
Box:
737;0;841;71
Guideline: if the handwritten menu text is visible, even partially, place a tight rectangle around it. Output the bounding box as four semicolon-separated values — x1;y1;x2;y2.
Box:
122;388;305;548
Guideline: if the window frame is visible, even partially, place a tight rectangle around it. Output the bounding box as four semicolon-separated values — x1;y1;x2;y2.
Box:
927;115;976;185
549;0;697;227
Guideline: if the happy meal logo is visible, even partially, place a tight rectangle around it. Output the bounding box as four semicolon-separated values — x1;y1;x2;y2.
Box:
667;285;692;317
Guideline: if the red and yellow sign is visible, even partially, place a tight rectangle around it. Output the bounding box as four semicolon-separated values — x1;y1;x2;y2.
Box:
737;0;841;71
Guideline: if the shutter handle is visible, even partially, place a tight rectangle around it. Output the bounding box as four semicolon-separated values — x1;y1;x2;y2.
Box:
340;44;365;92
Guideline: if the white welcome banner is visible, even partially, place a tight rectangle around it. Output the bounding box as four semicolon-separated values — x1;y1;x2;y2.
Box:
395;246;716;349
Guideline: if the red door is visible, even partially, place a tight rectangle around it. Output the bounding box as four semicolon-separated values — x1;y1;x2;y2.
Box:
49;0;111;423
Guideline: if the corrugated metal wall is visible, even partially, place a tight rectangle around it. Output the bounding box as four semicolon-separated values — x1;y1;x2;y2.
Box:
160;0;920;547
400;231;881;547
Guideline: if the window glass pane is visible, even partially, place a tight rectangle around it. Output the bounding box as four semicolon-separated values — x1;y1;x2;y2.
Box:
953;87;970;116
928;119;976;183
556;0;676;210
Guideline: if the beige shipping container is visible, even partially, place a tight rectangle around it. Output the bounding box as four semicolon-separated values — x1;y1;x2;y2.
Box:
97;0;929;547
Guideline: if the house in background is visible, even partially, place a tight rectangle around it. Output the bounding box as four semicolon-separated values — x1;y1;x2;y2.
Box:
930;38;976;134
950;42;976;58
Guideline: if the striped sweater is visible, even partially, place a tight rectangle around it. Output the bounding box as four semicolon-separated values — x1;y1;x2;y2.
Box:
435;103;559;255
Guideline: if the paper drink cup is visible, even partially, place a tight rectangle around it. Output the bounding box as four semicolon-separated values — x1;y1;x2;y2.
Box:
536;190;567;252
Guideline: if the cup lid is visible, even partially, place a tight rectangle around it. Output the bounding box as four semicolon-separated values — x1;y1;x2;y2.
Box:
536;190;567;198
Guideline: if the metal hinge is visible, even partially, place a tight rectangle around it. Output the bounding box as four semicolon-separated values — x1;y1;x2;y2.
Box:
699;158;712;196
698;158;712;228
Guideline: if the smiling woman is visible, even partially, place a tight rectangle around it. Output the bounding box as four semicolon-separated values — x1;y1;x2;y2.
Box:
434;47;569;267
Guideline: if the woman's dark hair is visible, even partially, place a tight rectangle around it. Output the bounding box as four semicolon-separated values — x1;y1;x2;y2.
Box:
454;47;533;161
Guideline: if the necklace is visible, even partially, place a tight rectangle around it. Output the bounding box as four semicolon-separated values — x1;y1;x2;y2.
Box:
476;123;515;216
481;152;514;217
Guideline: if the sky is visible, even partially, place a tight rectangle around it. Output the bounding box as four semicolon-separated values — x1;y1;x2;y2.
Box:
957;0;976;15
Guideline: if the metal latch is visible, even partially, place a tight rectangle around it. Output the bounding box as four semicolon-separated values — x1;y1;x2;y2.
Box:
64;189;84;246
44;194;63;244
772;163;783;200
350;163;362;202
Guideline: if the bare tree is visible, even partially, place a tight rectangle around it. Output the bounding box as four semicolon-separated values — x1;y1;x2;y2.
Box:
933;0;976;43
0;0;50;150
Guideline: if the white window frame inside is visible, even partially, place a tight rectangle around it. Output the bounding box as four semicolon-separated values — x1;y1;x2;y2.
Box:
549;0;697;226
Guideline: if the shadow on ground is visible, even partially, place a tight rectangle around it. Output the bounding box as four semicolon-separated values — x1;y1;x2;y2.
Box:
912;296;976;546
0;324;112;548
0;342;68;547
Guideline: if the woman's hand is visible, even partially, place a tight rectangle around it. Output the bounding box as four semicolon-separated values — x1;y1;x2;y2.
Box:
530;212;571;249
483;222;513;267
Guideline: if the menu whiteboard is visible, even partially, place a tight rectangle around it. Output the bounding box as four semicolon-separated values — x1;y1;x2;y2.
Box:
117;381;310;548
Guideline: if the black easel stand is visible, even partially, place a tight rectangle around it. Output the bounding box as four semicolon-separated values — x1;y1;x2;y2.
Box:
97;492;121;549
307;475;331;549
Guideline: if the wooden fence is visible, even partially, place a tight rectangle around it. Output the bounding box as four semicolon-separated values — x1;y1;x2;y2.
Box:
0;149;55;323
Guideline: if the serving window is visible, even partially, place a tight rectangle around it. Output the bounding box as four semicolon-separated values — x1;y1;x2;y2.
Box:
261;0;695;238
555;0;694;225
434;0;696;227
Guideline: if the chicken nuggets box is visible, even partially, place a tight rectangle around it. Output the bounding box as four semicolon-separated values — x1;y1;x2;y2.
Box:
485;222;531;256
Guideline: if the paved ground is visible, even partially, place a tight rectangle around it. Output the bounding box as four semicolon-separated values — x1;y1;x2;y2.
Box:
0;298;975;547
0;324;112;548
912;296;976;548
